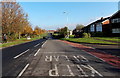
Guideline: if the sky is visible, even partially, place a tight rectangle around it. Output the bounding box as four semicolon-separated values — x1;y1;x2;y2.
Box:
19;2;119;30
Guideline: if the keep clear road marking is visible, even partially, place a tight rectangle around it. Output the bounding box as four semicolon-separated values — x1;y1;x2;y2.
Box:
14;49;30;59
34;43;40;47
17;63;29;78
34;48;41;56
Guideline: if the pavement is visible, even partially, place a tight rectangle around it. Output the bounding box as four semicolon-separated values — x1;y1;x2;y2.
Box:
2;35;120;77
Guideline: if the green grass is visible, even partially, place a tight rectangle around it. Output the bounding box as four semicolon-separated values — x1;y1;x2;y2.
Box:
94;37;120;42
0;33;48;48
61;37;118;45
69;35;74;38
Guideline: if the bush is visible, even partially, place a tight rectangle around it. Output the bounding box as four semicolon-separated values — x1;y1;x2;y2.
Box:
88;33;91;38
82;33;88;38
82;33;91;38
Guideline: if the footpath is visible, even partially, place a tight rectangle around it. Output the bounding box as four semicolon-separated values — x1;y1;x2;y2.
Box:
60;40;120;69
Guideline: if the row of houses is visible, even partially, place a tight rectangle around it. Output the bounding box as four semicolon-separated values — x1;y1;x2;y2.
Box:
80;10;120;37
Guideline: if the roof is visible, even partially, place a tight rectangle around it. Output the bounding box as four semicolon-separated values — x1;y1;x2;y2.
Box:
110;10;120;19
87;17;110;26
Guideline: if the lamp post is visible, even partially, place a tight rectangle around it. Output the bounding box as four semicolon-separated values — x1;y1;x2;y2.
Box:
63;11;69;38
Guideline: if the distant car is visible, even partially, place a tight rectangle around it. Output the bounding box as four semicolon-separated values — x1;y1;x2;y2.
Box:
43;36;47;39
27;36;31;40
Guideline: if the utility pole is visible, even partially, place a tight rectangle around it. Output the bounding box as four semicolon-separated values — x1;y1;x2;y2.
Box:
63;11;69;38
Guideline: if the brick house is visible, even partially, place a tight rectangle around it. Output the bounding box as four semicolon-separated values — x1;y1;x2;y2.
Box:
109;10;120;37
82;10;120;37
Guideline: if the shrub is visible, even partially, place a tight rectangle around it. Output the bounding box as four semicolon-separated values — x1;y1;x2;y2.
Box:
82;33;88;38
88;33;91;38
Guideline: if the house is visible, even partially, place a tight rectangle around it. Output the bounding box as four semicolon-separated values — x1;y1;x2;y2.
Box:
82;17;110;37
82;10;120;37
109;10;120;36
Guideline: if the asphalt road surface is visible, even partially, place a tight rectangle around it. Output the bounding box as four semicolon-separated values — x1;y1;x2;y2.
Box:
2;36;120;77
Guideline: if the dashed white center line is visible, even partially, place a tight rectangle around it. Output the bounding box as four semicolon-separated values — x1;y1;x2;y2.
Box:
41;40;47;48
14;49;30;59
17;63;29;78
34;43;40;47
34;48;41;56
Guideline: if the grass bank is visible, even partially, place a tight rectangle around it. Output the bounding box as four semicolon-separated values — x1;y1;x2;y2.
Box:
94;37;120;42
0;33;47;48
61;37;118;45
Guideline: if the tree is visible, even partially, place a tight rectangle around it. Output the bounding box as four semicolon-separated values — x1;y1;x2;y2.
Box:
33;26;45;35
1;0;31;40
75;24;84;30
58;27;68;38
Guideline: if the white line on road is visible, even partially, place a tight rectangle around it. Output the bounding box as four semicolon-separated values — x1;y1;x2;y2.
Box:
77;65;88;77
79;55;89;62
34;43;40;47
41;40;47;48
34;48;41;56
17;63;29;78
73;56;80;62
14;49;30;59
66;65;74;76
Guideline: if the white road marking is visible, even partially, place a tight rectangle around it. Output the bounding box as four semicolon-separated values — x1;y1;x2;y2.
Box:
54;56;59;61
17;63;29;78
65;65;74;76
77;65;88;77
14;49;30;59
79;55;89;62
49;64;59;76
81;65;103;77
45;56;52;62
34;48;41;56
73;56;80;62
34;43;40;47
42;40;47;48
62;55;70;61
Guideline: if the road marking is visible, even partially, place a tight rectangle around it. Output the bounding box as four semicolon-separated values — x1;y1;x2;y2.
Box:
81;65;103;77
45;56;52;62
34;43;40;47
14;49;30;59
79;55;89;62
62;55;70;61
42;40;47;48
34;49;41;56
73;56;80;62
54;56;59;61
77;65;88;77
49;64;59;76
66;65;74;76
17;63;29;78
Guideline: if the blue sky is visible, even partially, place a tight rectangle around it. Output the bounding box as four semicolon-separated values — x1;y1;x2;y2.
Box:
19;2;118;30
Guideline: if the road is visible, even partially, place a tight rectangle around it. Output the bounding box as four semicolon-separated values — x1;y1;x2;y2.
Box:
2;39;46;77
2;35;120;77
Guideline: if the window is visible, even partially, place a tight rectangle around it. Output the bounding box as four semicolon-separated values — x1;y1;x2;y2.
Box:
112;28;120;33
111;18;120;23
96;23;102;32
90;24;94;32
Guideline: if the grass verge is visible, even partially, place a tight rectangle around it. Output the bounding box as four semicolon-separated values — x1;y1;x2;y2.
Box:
0;33;47;48
94;37;120;42
61;37;118;45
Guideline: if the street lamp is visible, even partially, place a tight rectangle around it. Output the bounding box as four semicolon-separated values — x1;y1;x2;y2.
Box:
63;11;69;38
